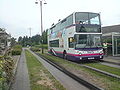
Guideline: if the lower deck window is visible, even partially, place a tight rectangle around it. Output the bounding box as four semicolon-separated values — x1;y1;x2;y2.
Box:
49;40;59;47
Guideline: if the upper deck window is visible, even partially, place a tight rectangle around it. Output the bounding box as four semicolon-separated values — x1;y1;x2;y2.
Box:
89;13;100;25
75;12;101;33
75;12;100;25
49;14;73;34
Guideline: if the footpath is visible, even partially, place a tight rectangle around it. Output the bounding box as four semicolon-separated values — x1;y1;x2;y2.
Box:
11;49;31;90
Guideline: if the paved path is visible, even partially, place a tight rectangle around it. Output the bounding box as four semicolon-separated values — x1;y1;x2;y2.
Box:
11;49;31;90
29;49;89;90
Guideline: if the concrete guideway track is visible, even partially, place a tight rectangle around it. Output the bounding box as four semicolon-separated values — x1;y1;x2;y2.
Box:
81;65;120;80
89;59;120;69
100;62;120;69
11;49;31;90
102;57;120;65
28;49;90;90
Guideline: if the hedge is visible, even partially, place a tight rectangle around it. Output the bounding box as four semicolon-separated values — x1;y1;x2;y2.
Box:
12;45;22;55
30;47;41;52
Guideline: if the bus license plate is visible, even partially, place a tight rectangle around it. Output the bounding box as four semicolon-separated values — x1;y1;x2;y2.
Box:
88;57;94;59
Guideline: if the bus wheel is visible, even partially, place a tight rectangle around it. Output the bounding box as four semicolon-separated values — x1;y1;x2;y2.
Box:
63;51;67;60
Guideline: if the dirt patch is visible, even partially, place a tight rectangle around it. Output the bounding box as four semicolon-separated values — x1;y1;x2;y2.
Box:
36;70;57;90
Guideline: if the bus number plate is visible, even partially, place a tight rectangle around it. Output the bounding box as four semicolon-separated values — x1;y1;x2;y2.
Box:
88;57;94;59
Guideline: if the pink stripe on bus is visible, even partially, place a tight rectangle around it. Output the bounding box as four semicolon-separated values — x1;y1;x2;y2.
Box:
81;53;100;56
54;51;101;56
67;53;100;56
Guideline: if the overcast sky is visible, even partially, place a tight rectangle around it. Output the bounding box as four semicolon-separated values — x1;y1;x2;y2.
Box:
0;0;120;39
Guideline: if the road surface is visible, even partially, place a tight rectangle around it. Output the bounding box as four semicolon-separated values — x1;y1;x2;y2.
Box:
11;49;31;90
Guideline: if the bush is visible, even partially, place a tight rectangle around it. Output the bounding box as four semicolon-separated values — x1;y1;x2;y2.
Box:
12;45;22;55
13;45;22;49
12;49;22;55
0;55;14;90
30;47;41;52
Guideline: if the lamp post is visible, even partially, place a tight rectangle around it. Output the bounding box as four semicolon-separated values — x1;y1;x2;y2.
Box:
35;0;47;54
28;27;32;47
28;27;31;37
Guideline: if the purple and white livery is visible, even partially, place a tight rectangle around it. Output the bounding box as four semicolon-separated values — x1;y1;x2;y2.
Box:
48;12;104;61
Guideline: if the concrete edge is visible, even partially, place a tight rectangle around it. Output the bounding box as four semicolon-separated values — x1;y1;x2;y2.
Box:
8;54;21;90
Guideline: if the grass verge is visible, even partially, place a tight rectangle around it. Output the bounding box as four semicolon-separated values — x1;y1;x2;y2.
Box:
25;50;65;90
84;63;120;76
38;52;120;90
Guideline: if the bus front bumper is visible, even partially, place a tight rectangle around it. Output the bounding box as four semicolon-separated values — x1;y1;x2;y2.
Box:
68;55;104;61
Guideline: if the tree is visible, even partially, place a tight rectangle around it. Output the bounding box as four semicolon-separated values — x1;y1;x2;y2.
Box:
31;34;41;45
18;36;23;45
11;37;16;47
17;29;48;47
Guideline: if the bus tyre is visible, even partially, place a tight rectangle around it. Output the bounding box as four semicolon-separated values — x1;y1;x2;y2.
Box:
63;51;67;60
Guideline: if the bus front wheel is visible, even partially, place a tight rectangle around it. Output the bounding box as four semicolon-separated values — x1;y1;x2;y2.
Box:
63;51;67;60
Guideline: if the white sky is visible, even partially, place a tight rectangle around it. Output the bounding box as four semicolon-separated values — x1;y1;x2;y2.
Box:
0;0;120;39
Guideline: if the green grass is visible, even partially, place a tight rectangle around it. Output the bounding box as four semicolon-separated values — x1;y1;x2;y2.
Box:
25;50;65;90
38;52;120;90
85;63;120;76
34;44;48;49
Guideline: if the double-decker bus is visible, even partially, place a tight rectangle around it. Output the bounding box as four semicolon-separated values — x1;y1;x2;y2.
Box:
48;12;104;61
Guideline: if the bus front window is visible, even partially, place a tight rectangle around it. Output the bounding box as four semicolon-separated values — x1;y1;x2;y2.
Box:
76;25;101;33
75;12;101;33
75;12;100;25
75;34;102;48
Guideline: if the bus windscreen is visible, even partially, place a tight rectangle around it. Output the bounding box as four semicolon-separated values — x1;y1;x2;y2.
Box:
75;34;102;48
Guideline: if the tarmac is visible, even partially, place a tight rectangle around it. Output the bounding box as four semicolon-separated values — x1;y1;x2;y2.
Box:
10;49;31;90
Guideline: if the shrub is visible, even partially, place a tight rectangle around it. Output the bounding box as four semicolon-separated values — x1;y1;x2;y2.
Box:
12;45;22;55
12;49;22;55
13;45;22;49
30;47;40;52
0;55;14;90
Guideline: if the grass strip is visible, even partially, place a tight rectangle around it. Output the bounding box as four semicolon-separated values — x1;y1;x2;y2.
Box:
84;63;120;76
25;50;65;90
38;53;120;90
